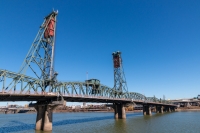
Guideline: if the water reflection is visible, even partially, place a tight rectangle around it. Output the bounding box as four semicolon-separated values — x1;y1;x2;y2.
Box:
0;124;34;132
114;119;127;133
0;114;138;133
2;112;198;133
35;130;52;133
0;113;140;133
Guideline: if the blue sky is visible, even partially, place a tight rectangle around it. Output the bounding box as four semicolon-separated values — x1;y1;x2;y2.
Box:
1;0;200;105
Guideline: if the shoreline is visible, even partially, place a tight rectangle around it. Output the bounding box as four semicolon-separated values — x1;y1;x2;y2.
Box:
2;108;200;114
177;109;200;111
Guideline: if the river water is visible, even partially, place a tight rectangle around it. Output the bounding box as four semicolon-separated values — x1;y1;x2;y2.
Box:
0;111;200;133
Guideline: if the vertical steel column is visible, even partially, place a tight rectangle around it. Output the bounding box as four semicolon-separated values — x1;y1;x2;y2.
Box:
14;80;16;93
20;79;23;93
2;75;6;93
49;12;57;82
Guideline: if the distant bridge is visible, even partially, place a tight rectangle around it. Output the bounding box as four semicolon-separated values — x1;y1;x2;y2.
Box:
0;107;35;114
171;99;200;107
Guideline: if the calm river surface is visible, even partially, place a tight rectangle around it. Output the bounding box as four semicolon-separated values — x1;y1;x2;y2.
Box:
0;111;200;133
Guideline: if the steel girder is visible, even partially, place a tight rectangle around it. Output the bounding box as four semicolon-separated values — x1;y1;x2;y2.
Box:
124;92;146;101
0;69;43;94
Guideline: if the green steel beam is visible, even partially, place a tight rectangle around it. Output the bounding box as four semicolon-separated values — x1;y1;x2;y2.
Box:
0;69;172;104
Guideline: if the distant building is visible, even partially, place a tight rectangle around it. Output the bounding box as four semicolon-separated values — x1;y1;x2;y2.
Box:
71;105;75;109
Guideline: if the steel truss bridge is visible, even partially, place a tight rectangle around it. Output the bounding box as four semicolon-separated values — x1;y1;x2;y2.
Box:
0;11;177;131
0;11;175;106
0;69;171;105
0;10;173;105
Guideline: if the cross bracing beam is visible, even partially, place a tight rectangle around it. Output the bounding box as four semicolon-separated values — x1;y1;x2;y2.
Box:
0;69;172;104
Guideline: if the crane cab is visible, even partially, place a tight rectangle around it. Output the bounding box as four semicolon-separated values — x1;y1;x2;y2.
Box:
85;79;100;94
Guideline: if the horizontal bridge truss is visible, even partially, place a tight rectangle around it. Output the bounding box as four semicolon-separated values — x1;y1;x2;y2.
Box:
0;69;171;104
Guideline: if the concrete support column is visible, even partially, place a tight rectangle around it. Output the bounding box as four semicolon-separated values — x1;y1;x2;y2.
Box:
113;103;126;119
165;106;171;112
114;103;118;119
156;106;159;113
170;107;176;112
168;107;171;112
165;106;168;112
143;105;151;115
35;105;44;130
156;106;163;113
34;104;57;131
152;106;156;112
121;104;126;119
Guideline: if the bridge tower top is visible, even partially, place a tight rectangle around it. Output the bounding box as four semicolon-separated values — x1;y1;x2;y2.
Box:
112;51;128;94
18;11;58;91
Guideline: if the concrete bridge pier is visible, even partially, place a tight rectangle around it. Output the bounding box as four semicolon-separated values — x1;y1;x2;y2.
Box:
165;106;171;112
143;105;151;115
156;106;163;113
34;104;58;131
152;106;157;112
170;107;176;112
29;100;65;131
113;103;126;119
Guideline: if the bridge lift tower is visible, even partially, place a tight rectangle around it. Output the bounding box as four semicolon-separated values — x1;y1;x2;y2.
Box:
112;51;128;96
19;11;58;93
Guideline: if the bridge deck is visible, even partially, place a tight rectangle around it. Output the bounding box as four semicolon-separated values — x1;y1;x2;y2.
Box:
0;93;176;107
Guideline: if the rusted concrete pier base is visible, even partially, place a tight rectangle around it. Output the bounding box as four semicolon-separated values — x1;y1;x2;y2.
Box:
165;106;171;112
170;107;176;112
34;104;57;131
143;105;151;115
30;101;64;131
156;106;164;113
113;103;126;119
